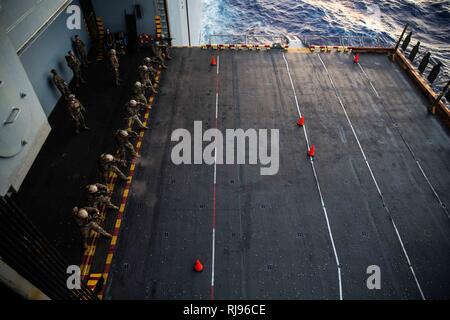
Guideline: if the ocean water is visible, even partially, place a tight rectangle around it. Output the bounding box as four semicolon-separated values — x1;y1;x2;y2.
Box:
201;0;450;76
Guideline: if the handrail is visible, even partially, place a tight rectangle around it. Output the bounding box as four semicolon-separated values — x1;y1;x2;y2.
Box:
205;33;390;49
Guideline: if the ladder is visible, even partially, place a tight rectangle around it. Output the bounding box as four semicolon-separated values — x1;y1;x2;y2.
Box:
96;17;105;61
155;0;170;39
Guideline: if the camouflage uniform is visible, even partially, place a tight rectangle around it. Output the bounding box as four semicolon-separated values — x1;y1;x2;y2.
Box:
65;52;85;87
126;100;148;130
153;44;168;69
74;37;89;68
109;50;121;86
133;82;148;106
67;96;89;134
157;39;172;60
98;153;128;182
85;183;119;210
144;57;159;83
73;206;112;249
138;65;157;94
115;130;139;160
52;71;71;100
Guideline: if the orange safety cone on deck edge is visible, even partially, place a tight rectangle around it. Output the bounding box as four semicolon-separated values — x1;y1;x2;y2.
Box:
194;259;204;272
297;116;305;127
211;56;217;66
354;53;360;64
308;145;315;158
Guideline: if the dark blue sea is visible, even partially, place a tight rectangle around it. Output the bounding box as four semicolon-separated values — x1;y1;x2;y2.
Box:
201;0;450;74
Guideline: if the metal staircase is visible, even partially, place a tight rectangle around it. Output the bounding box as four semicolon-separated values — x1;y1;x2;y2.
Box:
155;0;170;39
95;17;105;61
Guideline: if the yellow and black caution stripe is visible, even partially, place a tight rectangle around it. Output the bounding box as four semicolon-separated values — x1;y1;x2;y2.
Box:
81;68;163;290
86;273;103;290
155;16;162;39
308;45;351;53
95;70;162;300
200;43;276;51
80;173;117;281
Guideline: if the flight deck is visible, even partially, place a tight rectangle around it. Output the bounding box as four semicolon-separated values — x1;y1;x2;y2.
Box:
95;49;450;300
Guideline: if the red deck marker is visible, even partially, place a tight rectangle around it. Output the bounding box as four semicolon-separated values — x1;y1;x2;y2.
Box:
194;259;204;272
354;53;360;64
297;116;305;127
211;56;217;66
308;145;315;158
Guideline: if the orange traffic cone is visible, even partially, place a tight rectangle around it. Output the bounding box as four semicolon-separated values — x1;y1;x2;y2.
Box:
194;259;204;272
211;56;217;66
297;116;305;127
308;145;315;158
354;53;359;64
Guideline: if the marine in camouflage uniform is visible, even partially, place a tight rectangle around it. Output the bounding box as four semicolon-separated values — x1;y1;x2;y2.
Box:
138;65;158;94
115;130;140;160
73;206;112;249
98;153;128;182
143;57;160;84
67;94;89;134
109;49;122;86
157;36;172;60
151;42;167;69
132;82;148;106
85;183;119;210
65;51;86;87
73;35;90;68
126;100;148;131
51;69;71;100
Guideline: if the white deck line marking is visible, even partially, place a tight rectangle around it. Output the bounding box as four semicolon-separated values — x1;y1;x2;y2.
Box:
358;63;449;220
211;228;216;286
318;54;426;300
283;53;343;300
215;93;219;119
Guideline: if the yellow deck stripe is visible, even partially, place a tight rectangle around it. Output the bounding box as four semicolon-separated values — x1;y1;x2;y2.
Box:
97;70;162;300
87;280;98;286
106;253;113;265
287;48;313;53
111;236;118;246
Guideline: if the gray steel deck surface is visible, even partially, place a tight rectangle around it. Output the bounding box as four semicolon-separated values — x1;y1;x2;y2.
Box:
105;49;450;300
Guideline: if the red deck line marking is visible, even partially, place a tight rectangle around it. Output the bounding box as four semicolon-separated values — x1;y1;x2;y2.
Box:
210;55;220;301
210;285;215;301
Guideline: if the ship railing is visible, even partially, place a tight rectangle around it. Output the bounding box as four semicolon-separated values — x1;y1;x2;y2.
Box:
395;25;450;107
301;35;390;48
206;34;391;48
207;34;288;46
401;49;449;92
